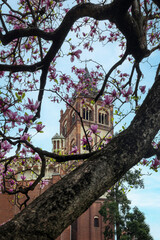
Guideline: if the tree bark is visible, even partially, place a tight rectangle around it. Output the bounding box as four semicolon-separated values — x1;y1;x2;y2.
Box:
0;77;159;239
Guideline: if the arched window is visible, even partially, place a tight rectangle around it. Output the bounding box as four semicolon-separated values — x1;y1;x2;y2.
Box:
54;140;56;150
98;109;109;125
94;216;99;227
70;139;76;151
62;120;67;136
57;140;59;149
82;106;93;121
71;111;76;125
61;139;63;148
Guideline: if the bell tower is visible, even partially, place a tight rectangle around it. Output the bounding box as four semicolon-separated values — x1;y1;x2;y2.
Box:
58;67;113;155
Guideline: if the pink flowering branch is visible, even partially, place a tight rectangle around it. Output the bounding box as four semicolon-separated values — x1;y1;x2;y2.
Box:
95;50;128;102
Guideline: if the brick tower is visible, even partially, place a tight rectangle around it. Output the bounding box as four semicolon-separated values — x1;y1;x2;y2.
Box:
52;68;114;240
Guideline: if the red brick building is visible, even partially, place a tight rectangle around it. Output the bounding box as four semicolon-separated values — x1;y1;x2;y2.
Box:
0;68;114;240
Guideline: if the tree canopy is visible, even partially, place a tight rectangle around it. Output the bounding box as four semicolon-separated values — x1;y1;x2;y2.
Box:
0;0;160;239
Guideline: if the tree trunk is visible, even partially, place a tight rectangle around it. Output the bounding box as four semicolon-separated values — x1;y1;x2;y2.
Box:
0;78;159;240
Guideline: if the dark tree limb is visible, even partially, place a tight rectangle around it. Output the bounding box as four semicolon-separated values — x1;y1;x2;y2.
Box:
152;0;160;9
0;0;148;67
0;72;159;240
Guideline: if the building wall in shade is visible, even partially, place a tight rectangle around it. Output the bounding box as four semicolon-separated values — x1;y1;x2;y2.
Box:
0;174;110;240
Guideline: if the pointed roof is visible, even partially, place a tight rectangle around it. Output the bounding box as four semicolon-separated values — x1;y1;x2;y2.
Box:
52;133;65;140
81;67;98;98
72;67;99;100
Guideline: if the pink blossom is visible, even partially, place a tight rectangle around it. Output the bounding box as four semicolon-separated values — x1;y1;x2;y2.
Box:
22;114;33;124
1;141;12;152
34;154;40;161
9;179;15;186
69;146;78;154
81;136;92;146
22;43;32;51
45;0;56;10
103;95;113;106
21;147;27;155
89;46;93;52
70;50;82;62
151;158;160;170
83;42;89;49
99;36;107;41
12;73;21;82
60;74;70;84
121;86;133;102
142;159;148;165
139;85;146;94
152;141;158;149
84;17;89;23
19;128;24;133
6;111;20;127
25;98;40;112
112;89;119;98
90;125;100;134
105;134;112;144
40;179;49;189
21;175;26;181
20;133;30;141
34;124;45;132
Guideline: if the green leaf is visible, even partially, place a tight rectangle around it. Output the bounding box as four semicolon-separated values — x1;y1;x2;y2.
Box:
54;79;58;84
22;92;25;99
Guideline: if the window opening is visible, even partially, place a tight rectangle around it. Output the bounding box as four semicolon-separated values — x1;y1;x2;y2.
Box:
98;110;109;125
82;107;93;121
94;216;99;227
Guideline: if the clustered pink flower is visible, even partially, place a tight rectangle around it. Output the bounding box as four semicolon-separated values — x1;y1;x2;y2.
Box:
151;158;160;170
112;89;119;98
103;95;113;106
81;136;92;146
25;98;40;112
1;140;12;152
60;74;70;84
6;111;21;128
20;133;30;141
22;43;32;51
121;86;133;102
22;114;33;124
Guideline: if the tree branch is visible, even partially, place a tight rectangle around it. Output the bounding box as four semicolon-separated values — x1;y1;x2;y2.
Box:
95;49;128;102
152;0;160;9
